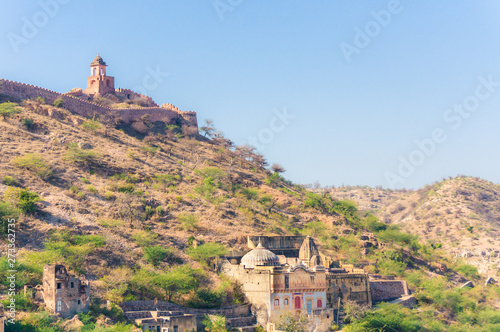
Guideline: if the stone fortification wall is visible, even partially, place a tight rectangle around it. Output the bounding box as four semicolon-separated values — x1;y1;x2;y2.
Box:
0;79;197;127
369;280;409;302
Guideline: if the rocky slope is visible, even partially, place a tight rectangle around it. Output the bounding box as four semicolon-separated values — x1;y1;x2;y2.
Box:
329;178;500;276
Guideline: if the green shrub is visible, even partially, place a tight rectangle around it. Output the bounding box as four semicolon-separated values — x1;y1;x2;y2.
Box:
12;153;53;180
144;245;180;267
0;102;20;120
35;96;46;104
81;120;101;134
3;187;40;215
0;201;19;236
87;185;98;194
241;188;259;200
187;242;228;265
53;98;64;108
202;314;227;332
179;213;198;231
81;177;90;184
131;231;158;247
104;191;116;200
22;118;35;130
188;289;224;309
64;142;99;165
117;183;136;194
195;167;226;181
455;262;479;279
2;176;19;186
97;218;125;228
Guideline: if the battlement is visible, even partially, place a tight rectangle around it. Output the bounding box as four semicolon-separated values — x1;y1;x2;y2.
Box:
0;79;197;128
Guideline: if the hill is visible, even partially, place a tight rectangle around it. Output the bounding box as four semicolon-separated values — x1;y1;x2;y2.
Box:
329;178;500;276
0;96;499;331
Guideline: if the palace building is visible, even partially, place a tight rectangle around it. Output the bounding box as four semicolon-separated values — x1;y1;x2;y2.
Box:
218;236;372;330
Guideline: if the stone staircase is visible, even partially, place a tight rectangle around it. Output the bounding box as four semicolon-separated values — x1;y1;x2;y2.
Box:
227;314;257;331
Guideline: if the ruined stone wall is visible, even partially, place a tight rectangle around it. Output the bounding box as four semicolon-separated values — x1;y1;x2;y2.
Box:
42;265;89;318
369;280;409;302
326;273;372;308
0;79;198;127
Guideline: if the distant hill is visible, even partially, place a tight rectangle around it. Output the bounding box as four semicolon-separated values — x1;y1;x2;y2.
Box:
329;177;500;275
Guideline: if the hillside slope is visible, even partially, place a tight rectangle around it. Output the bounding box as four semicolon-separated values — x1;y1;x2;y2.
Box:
0;98;499;331
329;178;500;276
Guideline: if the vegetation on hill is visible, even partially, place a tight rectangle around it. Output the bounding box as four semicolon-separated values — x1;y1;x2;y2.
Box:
0;100;499;331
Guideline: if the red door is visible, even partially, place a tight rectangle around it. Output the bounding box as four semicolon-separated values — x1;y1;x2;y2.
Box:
317;299;323;308
294;296;301;309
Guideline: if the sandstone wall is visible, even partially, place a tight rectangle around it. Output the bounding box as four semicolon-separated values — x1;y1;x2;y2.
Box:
369;280;409;302
0;79;198;127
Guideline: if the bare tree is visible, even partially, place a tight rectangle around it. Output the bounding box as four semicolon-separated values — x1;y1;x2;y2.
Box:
271;163;286;174
200;118;215;138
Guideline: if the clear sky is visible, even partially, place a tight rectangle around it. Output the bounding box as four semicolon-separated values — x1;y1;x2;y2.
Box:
2;1;500;189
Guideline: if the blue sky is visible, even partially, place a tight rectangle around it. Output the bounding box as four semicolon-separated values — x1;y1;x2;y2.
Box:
1;1;500;189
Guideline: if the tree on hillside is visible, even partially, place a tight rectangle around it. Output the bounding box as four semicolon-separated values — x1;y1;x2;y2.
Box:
271;163;286;174
0;102;20;121
200;119;215;138
202;314;227;332
212;131;234;149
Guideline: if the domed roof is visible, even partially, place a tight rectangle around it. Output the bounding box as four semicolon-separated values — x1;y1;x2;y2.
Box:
241;243;281;269
90;54;107;66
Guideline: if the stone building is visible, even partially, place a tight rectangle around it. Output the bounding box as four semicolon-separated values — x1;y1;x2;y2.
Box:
40;265;90;318
220;237;336;330
83;54;115;96
218;235;375;331
128;309;197;332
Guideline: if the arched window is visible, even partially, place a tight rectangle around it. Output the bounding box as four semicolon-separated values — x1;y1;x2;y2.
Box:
284;298;289;306
106;79;110;87
317;299;323;308
294;297;301;309
274;299;279;307
93;68;97;76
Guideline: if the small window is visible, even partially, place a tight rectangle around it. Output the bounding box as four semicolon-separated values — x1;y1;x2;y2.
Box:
56;300;62;312
284;298;289;305
78;300;81;305
173;326;178;332
70;282;74;288
57;283;61;289
274;299;279;307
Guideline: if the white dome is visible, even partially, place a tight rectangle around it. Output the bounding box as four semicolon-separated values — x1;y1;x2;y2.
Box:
241;243;281;268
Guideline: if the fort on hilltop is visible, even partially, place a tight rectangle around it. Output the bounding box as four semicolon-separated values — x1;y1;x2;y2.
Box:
0;55;197;128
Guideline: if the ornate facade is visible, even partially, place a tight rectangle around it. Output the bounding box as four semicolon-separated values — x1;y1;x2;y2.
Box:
219;236;372;331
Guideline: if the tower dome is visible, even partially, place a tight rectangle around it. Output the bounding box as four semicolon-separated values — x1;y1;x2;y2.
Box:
241;243;281;269
91;54;107;66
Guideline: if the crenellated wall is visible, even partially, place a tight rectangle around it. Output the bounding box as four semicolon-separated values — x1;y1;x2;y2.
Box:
0;79;197;128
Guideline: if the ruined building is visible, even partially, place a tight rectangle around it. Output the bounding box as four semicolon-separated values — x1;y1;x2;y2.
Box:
39;265;90;318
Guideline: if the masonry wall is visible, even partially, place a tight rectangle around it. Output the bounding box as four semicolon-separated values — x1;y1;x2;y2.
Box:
369;280;409;302
0;79;198;127
326;273;372;308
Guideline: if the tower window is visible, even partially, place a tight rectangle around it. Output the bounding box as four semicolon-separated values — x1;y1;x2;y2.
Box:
57;283;61;289
70;282;74;288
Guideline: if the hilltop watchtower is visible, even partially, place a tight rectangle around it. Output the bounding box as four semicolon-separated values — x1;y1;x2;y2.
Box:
83;54;115;96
